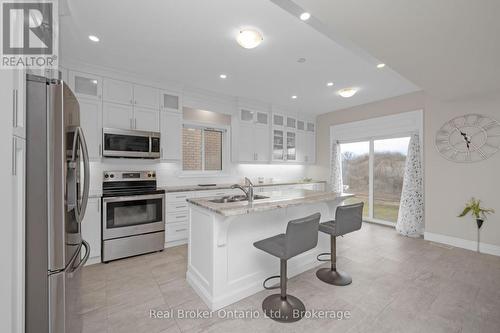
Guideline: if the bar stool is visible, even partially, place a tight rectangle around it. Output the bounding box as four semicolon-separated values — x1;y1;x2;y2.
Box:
253;213;321;323
316;202;363;286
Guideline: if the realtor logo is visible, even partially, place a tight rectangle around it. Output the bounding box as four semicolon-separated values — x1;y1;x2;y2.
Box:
1;0;58;68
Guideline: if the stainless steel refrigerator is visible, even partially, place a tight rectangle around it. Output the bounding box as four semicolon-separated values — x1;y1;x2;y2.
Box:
25;74;90;333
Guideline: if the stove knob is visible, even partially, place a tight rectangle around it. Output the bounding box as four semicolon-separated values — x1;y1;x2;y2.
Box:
104;173;109;178
152;173;156;177
148;173;152;177
110;174;114;179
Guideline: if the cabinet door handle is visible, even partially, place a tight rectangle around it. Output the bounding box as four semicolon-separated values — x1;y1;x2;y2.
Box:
161;147;163;158
99;144;102;157
175;228;187;232
130;118;133;129
12;137;17;176
134;118;137;129
130;99;133;105
175;205;185;209
12;89;17;128
176;215;187;219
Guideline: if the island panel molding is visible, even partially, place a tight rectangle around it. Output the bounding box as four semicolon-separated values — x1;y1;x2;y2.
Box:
435;114;500;163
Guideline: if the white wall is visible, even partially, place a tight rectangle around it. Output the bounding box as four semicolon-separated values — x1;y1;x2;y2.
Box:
312;90;500;251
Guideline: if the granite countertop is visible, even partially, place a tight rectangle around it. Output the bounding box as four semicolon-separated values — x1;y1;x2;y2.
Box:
161;180;327;193
187;189;353;217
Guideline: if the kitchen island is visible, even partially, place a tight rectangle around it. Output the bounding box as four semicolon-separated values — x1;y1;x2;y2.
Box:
186;189;353;310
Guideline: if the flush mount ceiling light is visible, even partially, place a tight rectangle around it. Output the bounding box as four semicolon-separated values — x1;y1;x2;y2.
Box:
219;74;227;79
377;63;386;68
327;82;334;87
88;35;100;42
291;95;298;99
300;12;311;21
338;87;358;98
236;29;263;49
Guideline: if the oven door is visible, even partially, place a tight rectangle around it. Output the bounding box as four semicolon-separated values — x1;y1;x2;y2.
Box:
103;128;156;158
102;193;165;239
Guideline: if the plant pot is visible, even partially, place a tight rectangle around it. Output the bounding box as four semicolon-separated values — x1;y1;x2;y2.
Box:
476;219;484;229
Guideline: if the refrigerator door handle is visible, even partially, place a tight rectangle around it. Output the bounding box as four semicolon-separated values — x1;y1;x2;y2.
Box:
70;127;90;223
67;240;90;277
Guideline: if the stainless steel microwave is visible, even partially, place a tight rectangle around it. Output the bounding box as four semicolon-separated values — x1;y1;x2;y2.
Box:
102;128;160;159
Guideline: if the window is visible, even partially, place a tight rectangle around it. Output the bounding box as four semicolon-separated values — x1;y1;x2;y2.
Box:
340;136;411;223
340;141;370;217
182;126;224;172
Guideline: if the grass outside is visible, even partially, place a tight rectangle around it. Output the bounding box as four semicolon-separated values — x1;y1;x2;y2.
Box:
343;195;400;223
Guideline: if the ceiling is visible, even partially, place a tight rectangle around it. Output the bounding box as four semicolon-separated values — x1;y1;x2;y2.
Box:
60;0;419;115
292;0;500;101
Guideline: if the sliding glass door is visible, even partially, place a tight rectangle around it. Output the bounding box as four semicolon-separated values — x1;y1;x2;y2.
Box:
340;136;411;224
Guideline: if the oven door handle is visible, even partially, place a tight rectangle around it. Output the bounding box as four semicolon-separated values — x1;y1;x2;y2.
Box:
102;193;165;203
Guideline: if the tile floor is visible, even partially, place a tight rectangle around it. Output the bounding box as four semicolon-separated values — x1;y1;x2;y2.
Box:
77;223;500;333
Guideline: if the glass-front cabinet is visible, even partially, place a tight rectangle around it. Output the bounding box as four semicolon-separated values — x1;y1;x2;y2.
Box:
69;71;102;100
286;131;296;161
272;129;284;161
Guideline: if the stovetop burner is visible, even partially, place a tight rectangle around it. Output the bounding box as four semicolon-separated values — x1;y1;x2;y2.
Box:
102;171;164;197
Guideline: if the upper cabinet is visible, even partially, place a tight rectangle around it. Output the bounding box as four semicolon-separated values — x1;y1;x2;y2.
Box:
134;84;159;109
12;69;26;139
286;116;296;130
160;111;182;160
160;91;182;113
273;113;284;127
79;98;103;160
69;71;102;101
233;108;270;163
103;78;134;105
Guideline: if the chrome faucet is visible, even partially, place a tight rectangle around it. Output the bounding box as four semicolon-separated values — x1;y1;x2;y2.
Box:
231;177;254;203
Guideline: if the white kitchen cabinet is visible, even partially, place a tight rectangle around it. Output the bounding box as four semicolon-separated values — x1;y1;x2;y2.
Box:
273;113;284;127
272;129;285;161
69;71;102;101
11;136;25;332
12;69;26;139
134;84;159;109
103;102;134;130
160;91;182;113
103;78;134;105
237;123;255;162
134;106;159;131
81;198;101;263
79;98;103;160
235;109;270;163
296;130;307;163
254;125;270;162
160;110;182;160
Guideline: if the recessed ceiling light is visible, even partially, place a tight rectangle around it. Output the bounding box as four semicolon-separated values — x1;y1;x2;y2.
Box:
338;87;358;98
219;74;227;79
300;12;311;21
236;29;263;49
297;57;306;63
327;82;334;87
291;95;298;99
377;63;385;68
88;35;100;42
91;80;98;84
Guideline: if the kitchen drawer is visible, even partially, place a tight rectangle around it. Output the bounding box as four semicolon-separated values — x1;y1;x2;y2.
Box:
166;222;188;242
167;201;189;213
166;191;195;203
167;212;189;224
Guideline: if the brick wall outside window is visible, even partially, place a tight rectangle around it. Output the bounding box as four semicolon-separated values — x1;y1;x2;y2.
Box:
182;127;223;171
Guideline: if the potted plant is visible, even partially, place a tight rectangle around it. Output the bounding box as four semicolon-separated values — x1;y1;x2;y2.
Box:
458;198;495;229
458;198;495;252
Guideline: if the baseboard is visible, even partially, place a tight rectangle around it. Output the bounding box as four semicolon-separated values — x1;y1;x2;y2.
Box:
164;239;188;248
84;256;101;266
424;232;500;256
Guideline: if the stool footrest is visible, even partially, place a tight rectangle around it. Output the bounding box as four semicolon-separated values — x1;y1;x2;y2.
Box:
263;275;281;290
316;252;331;262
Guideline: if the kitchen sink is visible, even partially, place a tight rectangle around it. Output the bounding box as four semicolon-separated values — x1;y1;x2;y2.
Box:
209;195;269;203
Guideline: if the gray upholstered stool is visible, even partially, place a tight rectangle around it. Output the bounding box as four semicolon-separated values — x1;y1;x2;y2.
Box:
316;202;363;286
253;213;321;323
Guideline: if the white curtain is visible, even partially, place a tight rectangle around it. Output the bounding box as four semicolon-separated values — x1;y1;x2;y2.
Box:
396;134;424;237
330;141;343;193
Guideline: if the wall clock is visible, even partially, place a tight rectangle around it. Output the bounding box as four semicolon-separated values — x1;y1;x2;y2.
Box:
435;114;500;163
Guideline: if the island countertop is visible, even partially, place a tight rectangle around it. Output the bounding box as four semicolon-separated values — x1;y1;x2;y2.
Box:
187;189;353;217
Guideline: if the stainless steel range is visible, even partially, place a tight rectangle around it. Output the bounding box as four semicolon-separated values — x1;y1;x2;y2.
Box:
102;171;165;262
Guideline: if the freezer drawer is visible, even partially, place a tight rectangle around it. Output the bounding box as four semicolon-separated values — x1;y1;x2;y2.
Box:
102;231;165;262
